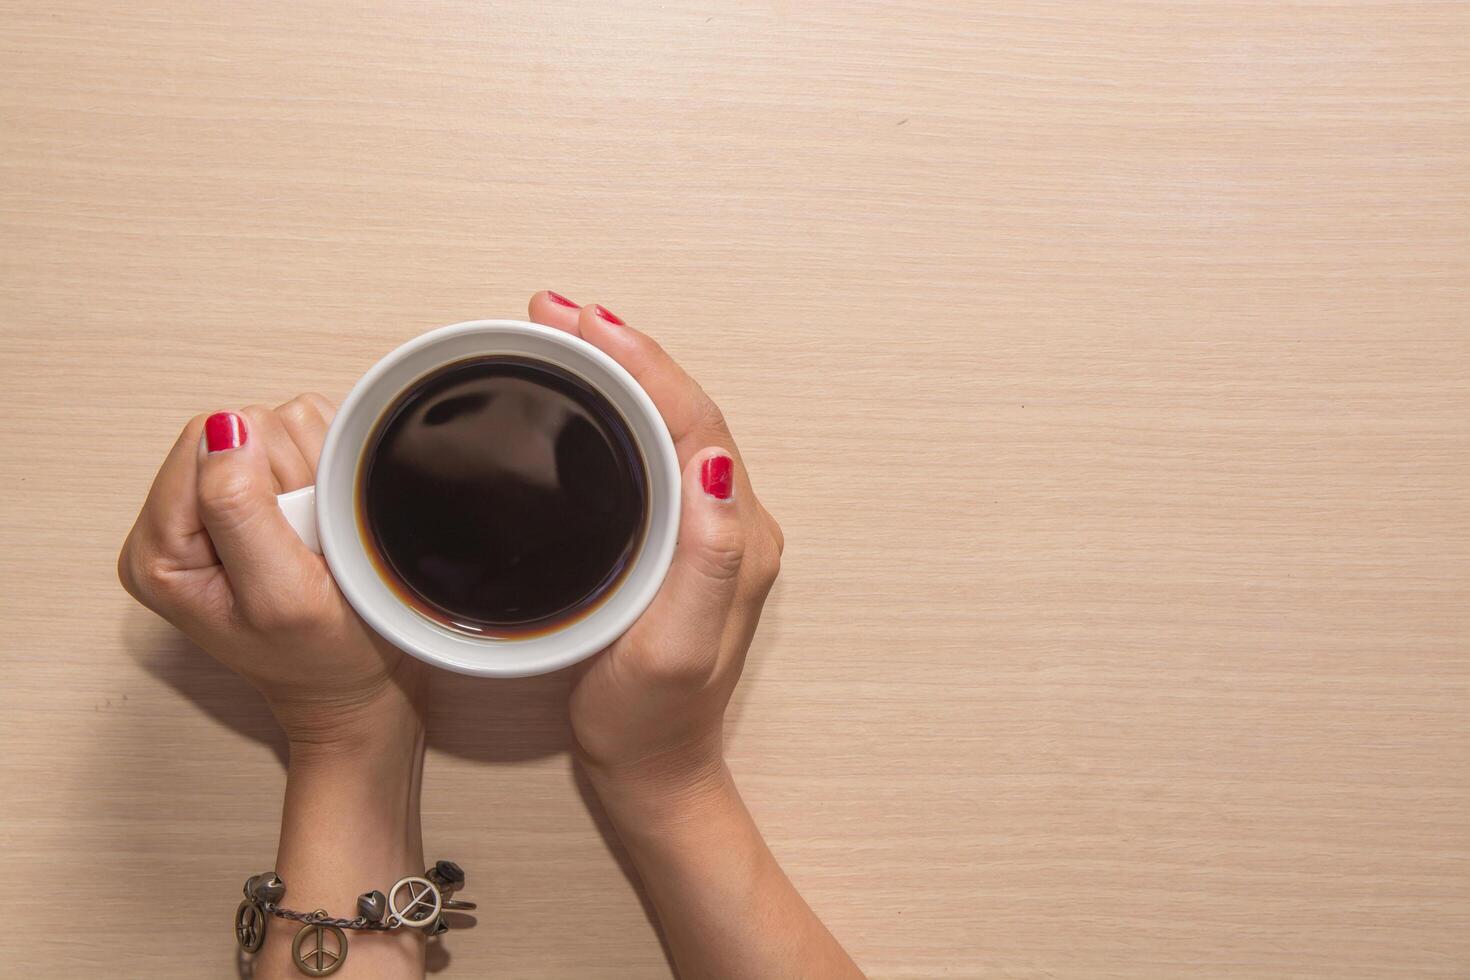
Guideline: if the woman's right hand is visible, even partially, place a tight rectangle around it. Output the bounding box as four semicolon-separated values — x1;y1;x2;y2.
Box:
117;396;427;752
524;293;785;801
120;398;431;978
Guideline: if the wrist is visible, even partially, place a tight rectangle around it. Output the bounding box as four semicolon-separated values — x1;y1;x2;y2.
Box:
279;682;426;853
285;700;423;775
276;663;427;767
271;701;426;921
582;740;735;837
263;724;428;978
282;713;424;839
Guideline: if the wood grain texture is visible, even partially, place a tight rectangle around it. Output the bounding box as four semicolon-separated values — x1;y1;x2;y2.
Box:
2;1;1468;977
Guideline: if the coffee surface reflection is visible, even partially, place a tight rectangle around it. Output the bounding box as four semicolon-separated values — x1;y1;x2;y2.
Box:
360;356;648;636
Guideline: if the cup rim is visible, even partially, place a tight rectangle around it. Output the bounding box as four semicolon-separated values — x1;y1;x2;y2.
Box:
315;319;681;678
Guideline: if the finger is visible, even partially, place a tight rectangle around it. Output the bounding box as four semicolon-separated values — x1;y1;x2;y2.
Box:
274;393;331;473
624;448;745;681
240;405;313;493
576;303;737;467
528;290;584;337
195;411;318;618
303;392;336;425
126;414;216;572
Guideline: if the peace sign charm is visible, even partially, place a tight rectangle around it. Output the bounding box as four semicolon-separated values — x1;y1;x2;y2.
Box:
387;875;443;928
234;899;266;953
292;915;348;976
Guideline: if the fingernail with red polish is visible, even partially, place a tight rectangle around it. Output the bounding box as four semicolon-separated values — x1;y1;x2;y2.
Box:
205;412;247;453
701;455;734;500
593;304;626;326
547;290;579;309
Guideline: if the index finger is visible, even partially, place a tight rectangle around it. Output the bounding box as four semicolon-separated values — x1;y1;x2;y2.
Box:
574;304;738;467
126;414;217;572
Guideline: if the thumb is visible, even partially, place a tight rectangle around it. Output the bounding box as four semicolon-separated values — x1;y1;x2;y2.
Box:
627;448;745;675
195;411;316;617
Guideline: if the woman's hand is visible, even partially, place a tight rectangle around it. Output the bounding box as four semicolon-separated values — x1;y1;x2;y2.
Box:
121;396;429;978
118;395;426;749
524;294;784;801
526;294;860;980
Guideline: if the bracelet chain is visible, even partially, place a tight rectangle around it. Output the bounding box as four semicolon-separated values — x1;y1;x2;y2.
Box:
263;902;395;932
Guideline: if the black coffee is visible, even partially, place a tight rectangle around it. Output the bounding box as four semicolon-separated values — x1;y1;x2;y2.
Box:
359;356;648;636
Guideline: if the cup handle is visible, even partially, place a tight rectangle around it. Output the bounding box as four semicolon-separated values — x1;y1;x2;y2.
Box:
276;485;322;555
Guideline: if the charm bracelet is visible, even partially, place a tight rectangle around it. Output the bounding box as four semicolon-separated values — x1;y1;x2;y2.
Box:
234;860;475;977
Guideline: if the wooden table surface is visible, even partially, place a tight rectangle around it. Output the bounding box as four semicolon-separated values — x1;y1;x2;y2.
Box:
2;2;1468;977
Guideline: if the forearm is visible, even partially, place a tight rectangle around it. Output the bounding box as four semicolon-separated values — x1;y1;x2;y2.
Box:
254;706;427;979
590;760;863;980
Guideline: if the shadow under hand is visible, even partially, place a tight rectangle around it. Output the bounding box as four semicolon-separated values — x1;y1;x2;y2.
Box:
571;761;677;976
424;666;573;762
124;570;783;977
121;606;288;767
425;936;451;973
122;603;572;766
724;576;783;753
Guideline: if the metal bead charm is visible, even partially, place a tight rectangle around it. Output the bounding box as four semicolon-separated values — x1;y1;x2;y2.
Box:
251;872;285;903
293;915;348;976
428;915;449;937
234;899;267;953
357;889;387;923
432;863;461;893
426;859;465;895
387;876;443;928
243;873;264;899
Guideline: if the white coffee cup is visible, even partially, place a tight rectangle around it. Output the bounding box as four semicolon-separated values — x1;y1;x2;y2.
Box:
275;319;681;678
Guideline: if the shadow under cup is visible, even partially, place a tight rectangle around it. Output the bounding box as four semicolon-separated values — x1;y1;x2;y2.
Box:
313;321;681;678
